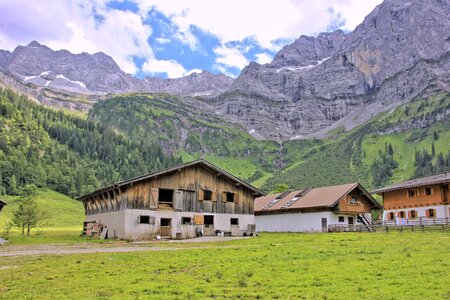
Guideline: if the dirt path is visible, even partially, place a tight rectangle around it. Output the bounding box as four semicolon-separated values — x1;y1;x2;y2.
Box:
0;236;250;257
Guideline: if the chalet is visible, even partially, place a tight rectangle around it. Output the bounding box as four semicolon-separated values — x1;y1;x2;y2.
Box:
78;160;265;240
372;172;450;224
255;183;382;232
0;200;6;213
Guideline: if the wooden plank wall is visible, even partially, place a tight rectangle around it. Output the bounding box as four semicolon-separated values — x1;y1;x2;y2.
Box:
84;165;256;215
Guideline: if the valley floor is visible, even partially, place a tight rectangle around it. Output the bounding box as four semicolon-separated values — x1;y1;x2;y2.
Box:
0;232;449;299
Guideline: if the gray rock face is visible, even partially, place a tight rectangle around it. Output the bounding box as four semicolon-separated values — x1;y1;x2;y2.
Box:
0;50;11;70
215;0;450;140
143;71;233;97
0;41;233;96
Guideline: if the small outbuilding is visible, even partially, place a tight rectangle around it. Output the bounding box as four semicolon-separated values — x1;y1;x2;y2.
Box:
255;183;382;232
78;160;265;240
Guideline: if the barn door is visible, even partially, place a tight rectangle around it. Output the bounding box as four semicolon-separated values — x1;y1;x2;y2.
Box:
174;190;184;211
149;188;159;209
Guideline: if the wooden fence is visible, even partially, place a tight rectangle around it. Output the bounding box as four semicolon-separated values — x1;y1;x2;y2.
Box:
329;218;449;233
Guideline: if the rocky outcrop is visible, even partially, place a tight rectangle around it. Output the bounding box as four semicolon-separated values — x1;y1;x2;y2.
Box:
214;0;450;140
143;71;233;97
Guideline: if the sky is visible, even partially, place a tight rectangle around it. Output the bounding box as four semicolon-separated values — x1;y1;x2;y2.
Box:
0;0;383;78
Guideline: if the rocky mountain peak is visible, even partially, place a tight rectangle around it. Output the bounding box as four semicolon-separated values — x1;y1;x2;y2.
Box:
215;0;450;140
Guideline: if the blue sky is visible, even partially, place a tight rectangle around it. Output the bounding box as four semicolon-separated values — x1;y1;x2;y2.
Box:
0;0;382;78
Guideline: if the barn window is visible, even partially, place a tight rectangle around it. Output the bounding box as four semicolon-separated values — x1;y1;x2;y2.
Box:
409;210;417;219
225;192;235;203
230;218;239;225
204;215;214;226
398;211;405;218
160;218;171;226
203;190;213;201
182;217;192;225
138;215;154;224
408;190;416;197
159;189;174;208
424;187;432;195
338;216;345;222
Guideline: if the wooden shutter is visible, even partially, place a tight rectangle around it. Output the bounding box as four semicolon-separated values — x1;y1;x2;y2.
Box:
432;209;436;218
425;209;430;218
194;214;204;225
149;188;158;209
174;190;184;211
211;191;216;202
234;192;240;204
198;189;204;201
222;192;227;203
407;211;411;219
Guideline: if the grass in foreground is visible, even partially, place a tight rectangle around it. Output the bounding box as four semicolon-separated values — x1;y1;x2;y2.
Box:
0;232;449;299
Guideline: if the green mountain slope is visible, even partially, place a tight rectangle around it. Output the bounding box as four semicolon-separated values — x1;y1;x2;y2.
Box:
0;88;448;201
89;94;281;185
0;189;84;229
0;88;179;197
266;94;450;191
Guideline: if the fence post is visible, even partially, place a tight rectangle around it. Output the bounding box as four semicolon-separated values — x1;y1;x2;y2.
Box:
386;226;389;233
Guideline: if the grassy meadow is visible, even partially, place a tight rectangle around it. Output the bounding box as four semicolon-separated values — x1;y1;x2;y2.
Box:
0;189;86;245
1;232;449;299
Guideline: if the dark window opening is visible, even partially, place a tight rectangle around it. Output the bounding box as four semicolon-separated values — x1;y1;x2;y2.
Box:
160;218;171;226
182;217;192;225
399;211;405;218
425;187;432;195
204;190;212;200
338;216;345;222
230;218;239;225
410;210;417;219
204;215;214;225
226;192;235;203
388;212;395;220
159;189;174;207
139;215;150;224
408;190;416;197
428;209;436;218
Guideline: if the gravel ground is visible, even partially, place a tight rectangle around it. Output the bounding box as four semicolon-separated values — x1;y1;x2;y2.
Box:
0;236;250;257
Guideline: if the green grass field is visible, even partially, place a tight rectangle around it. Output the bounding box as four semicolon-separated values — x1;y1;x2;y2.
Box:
0;189;84;229
1;232;449;299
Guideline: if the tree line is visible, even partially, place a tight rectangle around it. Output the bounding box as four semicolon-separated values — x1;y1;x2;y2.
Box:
0;88;180;198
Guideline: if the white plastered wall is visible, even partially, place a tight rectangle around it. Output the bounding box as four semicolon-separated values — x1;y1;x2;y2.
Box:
383;205;449;222
84;210;126;239
255;211;363;232
124;210;255;240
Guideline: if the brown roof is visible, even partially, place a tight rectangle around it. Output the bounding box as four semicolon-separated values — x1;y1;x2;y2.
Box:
78;159;265;201
372;172;450;194
255;183;381;214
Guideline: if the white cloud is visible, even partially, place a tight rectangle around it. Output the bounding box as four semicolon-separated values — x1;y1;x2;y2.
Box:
142;58;191;78
0;0;154;74
155;37;171;44
255;53;273;65
137;0;383;51
214;45;249;70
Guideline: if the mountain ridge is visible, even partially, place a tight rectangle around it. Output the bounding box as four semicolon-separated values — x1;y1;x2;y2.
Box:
0;0;449;142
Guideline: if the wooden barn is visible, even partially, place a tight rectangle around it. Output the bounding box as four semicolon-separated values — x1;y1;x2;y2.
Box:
78;160;265;240
255;183;382;232
372;172;450;224
0;199;6;213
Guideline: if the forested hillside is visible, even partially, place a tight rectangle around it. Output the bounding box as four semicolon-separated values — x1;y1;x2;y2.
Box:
0;88;448;199
0;88;179;197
